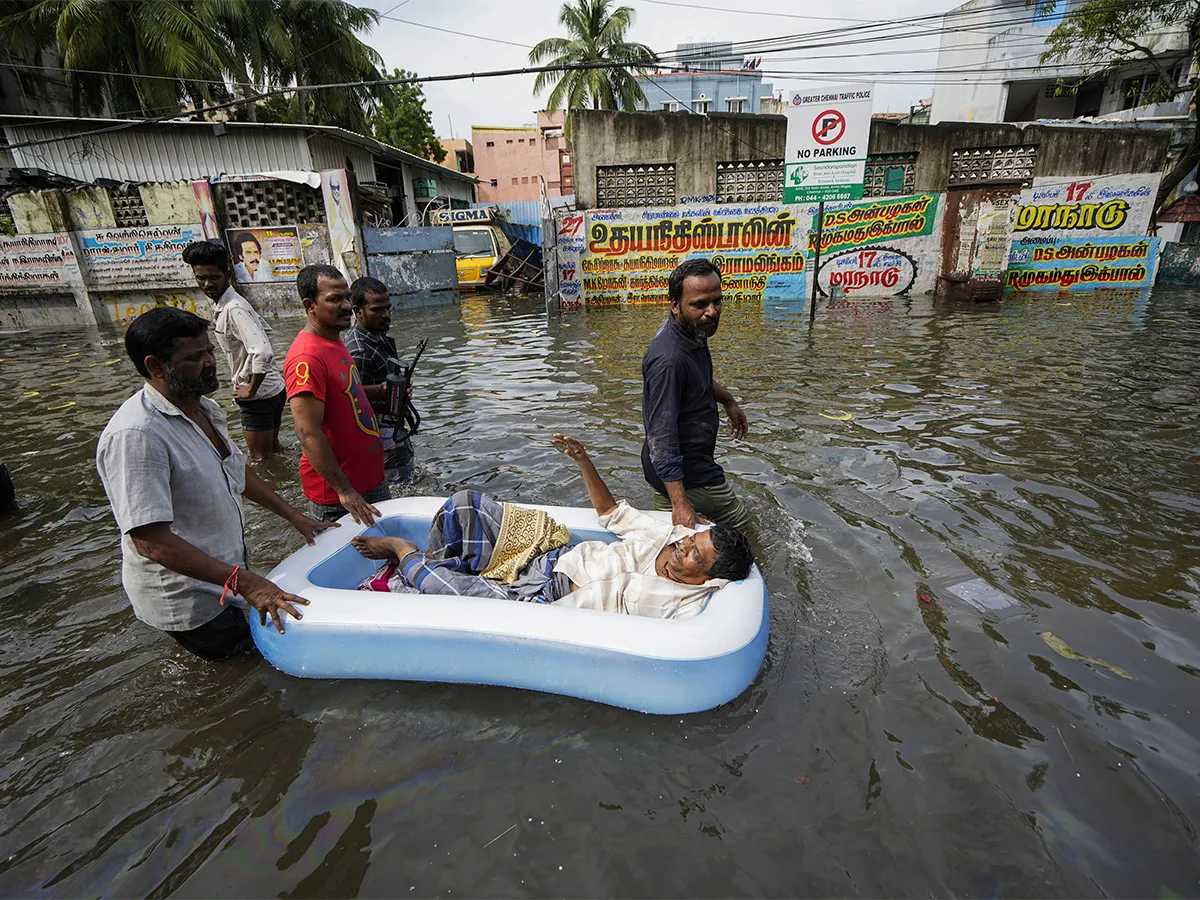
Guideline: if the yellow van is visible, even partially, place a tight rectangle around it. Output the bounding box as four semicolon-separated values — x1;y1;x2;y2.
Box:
430;207;512;288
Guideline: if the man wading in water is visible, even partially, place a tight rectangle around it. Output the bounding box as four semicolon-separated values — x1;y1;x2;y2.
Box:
96;308;334;659
641;258;751;531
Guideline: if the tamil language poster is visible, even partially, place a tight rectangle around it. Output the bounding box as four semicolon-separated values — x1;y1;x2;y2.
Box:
558;203;812;307
0;234;76;287
807;193;944;297
79;225;202;285
225;226;303;283
1006;173;1161;292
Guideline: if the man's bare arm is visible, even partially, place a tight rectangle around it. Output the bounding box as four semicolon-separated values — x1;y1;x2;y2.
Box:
289;393;380;525
128;522;307;633
552;434;618;516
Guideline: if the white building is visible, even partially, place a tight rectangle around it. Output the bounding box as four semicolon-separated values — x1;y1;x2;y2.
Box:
930;0;1192;124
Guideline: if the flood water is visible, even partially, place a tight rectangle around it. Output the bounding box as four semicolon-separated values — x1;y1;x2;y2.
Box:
1;289;1198;898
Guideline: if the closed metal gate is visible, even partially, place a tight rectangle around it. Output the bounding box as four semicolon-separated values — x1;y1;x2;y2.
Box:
364;226;457;297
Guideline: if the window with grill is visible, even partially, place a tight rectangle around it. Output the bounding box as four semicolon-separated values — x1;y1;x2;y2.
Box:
486;141;495;147
716;160;784;203
596;163;676;208
726;98;745;113
217;180;326;228
111;192;149;228
695;99;710;114
948;145;1037;185
1122;63;1185;109
864;153;917;197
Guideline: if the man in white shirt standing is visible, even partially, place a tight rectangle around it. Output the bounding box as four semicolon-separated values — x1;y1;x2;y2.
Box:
183;240;287;459
97;307;334;659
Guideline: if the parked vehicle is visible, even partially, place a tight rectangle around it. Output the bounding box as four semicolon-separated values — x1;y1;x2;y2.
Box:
430;207;512;288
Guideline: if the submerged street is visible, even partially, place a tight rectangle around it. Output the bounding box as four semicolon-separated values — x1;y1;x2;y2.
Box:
0;289;1198;897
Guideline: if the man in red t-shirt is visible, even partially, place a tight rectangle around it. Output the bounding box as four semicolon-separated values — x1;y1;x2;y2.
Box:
285;264;387;525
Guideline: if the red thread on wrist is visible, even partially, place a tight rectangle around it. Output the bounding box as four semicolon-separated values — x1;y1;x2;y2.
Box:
219;565;240;606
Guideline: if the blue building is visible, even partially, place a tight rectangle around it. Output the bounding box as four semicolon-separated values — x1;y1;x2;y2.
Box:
636;42;775;115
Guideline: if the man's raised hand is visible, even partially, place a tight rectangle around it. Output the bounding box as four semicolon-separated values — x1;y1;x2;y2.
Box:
552;433;588;462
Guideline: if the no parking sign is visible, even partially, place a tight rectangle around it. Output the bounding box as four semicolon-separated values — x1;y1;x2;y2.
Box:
784;83;874;202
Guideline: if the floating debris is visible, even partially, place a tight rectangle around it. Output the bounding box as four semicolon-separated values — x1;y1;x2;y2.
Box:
21;391;40;398
945;577;1017;612
47;402;76;411
819;411;853;421
1041;632;1133;679
50;379;77;387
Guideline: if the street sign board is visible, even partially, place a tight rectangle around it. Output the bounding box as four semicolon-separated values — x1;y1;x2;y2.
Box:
784;83;874;202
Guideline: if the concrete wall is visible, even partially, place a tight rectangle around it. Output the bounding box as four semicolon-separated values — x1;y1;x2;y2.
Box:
572;110;1173;207
139;181;201;225
572;110;787;208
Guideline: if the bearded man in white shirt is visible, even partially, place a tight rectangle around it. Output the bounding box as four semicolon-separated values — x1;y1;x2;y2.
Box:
351;434;754;619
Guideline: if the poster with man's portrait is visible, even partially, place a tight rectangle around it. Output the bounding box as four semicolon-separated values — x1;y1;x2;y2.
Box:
226;226;302;283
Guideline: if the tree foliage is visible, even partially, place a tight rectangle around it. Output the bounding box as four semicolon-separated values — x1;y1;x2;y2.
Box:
0;0;393;131
1039;0;1200;100
528;0;656;133
1036;0;1200;213
371;68;445;162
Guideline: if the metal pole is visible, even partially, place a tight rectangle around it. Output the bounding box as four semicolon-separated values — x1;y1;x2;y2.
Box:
809;199;823;322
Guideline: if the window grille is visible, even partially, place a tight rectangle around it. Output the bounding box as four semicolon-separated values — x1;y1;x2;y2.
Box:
111;192;149;228
716;160;784;203
948;145;1037;185
864;153;917;197
596;163;676;207
217;179;326;228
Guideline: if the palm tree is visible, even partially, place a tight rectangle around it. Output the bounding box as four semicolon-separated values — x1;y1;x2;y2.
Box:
0;0;235;117
0;0;393;130
528;0;656;130
274;0;393;131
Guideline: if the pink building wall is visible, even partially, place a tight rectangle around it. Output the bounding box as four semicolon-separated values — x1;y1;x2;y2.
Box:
473;110;570;204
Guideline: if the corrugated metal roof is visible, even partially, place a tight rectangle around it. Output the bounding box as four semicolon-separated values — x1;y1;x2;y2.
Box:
0;115;477;186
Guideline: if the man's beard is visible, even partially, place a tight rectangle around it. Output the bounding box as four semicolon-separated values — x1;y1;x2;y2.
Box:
166;365;219;396
676;315;719;340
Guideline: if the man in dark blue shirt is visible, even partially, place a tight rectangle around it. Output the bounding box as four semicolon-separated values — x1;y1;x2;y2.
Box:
641;258;750;532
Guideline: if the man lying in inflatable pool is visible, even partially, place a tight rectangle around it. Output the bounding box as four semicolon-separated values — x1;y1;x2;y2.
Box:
350;433;754;618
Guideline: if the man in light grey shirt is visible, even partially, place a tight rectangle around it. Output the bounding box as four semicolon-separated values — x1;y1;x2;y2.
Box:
97;307;335;659
183;240;286;459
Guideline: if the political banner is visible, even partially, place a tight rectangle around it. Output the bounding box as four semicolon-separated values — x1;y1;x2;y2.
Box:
79;225;202;285
1012;173;1160;240
559;203;813;307
807;194;940;256
225;225;303;283
0;234;76;287
1005;236;1160;292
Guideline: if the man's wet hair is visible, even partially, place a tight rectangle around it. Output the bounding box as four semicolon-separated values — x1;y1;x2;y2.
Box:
232;231;261;257
350;276;389;309
668;257;722;305
297;264;345;302
705;525;754;581
125;307;210;378
181;240;230;271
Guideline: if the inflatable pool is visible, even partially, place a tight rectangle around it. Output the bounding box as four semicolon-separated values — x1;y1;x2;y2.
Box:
252;497;768;714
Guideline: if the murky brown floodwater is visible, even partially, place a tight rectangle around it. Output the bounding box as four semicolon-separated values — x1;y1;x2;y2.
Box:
1;288;1198;898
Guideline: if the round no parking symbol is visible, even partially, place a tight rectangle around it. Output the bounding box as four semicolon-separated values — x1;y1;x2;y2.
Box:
812;109;846;145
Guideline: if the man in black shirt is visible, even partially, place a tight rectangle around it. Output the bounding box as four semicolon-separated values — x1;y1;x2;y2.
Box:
641;258;750;532
344;276;415;483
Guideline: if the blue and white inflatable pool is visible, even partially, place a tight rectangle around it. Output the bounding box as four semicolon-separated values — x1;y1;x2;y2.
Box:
252;497;768;714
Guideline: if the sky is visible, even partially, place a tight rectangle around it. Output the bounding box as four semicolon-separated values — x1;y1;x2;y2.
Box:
359;0;965;139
